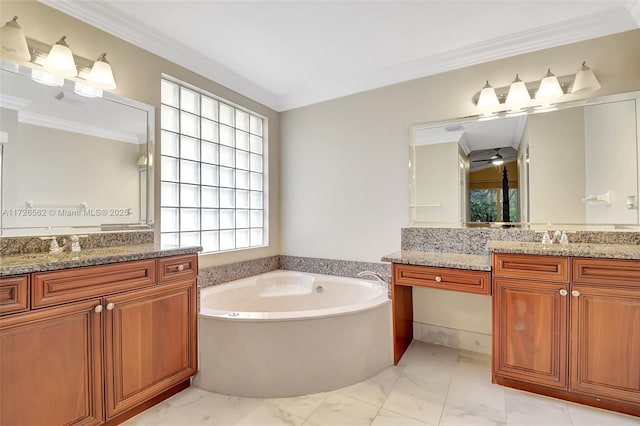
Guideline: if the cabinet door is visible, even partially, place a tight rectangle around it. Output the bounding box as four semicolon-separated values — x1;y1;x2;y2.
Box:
0;299;104;426
570;284;640;404
104;279;197;419
493;278;568;389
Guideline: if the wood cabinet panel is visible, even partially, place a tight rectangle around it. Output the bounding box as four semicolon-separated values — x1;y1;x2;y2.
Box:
0;299;103;426
394;264;491;295
157;254;197;284
493;278;568;389
570;284;640;404
493;254;569;283
32;260;156;308
572;258;640;288
104;279;197;418
0;275;29;315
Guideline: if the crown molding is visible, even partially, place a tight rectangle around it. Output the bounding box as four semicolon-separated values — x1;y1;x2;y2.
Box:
41;1;637;112
278;7;638;111
19;110;141;144
40;0;281;110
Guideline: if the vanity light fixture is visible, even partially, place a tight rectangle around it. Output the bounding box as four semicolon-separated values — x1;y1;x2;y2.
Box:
476;81;500;111
571;61;601;94
505;74;530;109
30;68;64;87
87;53;116;90
44;36;77;77
0;16;118;95
74;81;103;98
0;16;30;62
535;68;563;101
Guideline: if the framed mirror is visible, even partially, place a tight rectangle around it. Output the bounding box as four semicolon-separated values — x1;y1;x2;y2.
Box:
410;91;640;229
0;60;154;236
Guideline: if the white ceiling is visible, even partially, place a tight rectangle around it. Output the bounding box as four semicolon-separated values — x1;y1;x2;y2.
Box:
42;0;640;112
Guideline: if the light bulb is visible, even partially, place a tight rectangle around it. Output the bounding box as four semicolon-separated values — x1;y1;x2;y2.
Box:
87;53;116;90
44;36;77;77
0;16;31;62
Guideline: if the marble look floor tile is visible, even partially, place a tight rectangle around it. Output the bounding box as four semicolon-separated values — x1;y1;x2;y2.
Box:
338;365;403;407
381;374;448;425
439;397;506;426
447;356;505;413
124;387;262;426
235;401;306;426
303;393;380;426
264;392;329;420
505;389;572;426
370;408;433;426
567;402;640;426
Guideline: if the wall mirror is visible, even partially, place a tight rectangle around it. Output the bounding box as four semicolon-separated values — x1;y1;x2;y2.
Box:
0;60;154;236
410;90;640;229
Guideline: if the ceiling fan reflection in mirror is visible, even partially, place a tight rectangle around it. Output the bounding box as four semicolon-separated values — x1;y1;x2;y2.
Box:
471;148;516;166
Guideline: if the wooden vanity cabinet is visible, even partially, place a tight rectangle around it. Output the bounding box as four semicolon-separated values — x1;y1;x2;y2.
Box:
0;254;198;426
492;253;640;416
391;263;491;364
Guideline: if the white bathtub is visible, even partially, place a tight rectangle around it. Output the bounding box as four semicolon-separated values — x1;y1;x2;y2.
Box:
194;270;393;398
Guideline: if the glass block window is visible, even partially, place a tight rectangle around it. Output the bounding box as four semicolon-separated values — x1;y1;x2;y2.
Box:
160;78;266;252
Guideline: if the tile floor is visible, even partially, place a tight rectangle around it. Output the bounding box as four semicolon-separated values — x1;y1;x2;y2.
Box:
124;341;640;426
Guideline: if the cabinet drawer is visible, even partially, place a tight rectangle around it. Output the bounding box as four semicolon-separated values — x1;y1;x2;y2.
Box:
32;260;156;308
493;254;569;283
158;254;198;284
573;258;640;288
0;275;30;315
394;264;491;295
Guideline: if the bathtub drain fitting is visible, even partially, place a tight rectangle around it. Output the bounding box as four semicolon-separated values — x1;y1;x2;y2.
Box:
316;285;324;293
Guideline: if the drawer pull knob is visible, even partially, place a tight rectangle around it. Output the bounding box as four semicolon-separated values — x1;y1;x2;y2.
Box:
177;264;185;271
435;276;442;282
94;305;103;313
559;289;567;296
571;290;580;297
106;302;115;311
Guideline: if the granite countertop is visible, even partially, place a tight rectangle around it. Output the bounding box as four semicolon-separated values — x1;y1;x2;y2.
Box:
381;250;491;271
487;240;640;260
0;244;202;276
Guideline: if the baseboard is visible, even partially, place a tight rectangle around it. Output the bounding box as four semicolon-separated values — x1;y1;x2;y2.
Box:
413;322;491;355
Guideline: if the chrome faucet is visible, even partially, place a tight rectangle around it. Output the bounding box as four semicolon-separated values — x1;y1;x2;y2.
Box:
40;235;86;253
356;271;389;290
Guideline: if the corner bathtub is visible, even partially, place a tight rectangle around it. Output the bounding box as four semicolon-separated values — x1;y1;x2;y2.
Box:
193;270;392;398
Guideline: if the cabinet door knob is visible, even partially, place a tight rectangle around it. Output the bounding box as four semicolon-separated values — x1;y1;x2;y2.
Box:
94;305;103;313
434;276;442;282
559;289;568;296
177;264;185;271
106;302;115;310
571;290;580;297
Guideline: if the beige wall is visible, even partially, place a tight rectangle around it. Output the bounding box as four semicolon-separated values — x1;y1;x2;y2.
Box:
1;1;281;267
281;29;640;330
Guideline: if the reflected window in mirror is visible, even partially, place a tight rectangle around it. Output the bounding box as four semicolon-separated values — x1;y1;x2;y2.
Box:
410;91;640;229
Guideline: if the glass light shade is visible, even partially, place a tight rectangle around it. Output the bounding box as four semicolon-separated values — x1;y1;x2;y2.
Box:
535;69;563;100
476;81;499;110
505;74;531;106
492;158;504;166
44;36;77;77
31;68;64;86
571;62;601;94
74;81;103;98
0;16;30;62
87;53;116;90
